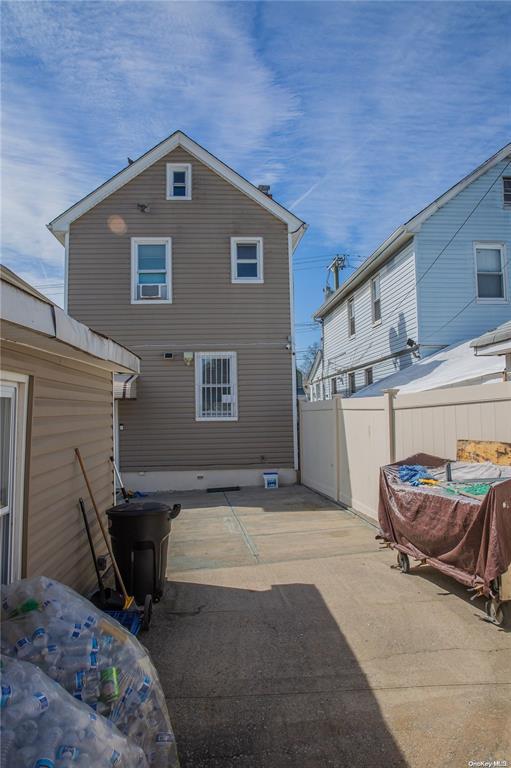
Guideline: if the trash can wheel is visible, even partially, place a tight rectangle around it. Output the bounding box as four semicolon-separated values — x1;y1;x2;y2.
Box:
397;552;410;574
485;598;505;627
142;594;153;631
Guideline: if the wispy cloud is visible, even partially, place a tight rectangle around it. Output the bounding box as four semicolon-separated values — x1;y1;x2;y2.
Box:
1;0;509;328
1;1;300;302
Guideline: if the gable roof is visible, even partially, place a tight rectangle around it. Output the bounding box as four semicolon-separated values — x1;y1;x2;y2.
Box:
314;142;511;319
304;348;322;385
47;130;307;250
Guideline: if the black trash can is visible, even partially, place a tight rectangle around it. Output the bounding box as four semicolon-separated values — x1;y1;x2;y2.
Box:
106;501;172;604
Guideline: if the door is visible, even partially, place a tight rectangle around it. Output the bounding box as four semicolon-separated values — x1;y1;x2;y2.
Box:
0;377;27;584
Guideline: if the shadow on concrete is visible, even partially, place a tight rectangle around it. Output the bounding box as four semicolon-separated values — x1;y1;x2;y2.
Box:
146;580;407;768
407;564;511;634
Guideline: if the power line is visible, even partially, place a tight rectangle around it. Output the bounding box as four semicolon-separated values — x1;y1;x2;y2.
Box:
334;160;511;372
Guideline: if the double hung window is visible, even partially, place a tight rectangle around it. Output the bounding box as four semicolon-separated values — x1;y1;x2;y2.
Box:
166;163;192;200
131;238;172;303
231;238;264;283
371;275;381;323
474;243;506;301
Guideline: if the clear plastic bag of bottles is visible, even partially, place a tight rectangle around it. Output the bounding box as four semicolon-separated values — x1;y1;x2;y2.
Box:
0;655;148;767
1;577;179;768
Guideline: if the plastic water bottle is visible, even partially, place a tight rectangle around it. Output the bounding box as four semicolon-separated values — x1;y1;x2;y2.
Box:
17;745;38;767
14;718;39;746
55;744;80;767
3;691;49;725
32;725;63;768
0;727;16;765
32;627;48;649
14;635;33;659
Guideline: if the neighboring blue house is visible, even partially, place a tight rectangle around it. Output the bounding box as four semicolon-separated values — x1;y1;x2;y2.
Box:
310;143;511;397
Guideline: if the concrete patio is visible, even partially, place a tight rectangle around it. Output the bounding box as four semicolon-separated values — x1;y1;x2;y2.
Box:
143;484;511;767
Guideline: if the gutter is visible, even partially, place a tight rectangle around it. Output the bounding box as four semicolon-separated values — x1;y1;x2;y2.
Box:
0;278;140;373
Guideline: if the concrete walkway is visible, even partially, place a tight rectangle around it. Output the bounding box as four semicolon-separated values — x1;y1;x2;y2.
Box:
144;485;511;768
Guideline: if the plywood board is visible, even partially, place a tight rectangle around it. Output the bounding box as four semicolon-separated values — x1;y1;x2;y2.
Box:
457;439;511;466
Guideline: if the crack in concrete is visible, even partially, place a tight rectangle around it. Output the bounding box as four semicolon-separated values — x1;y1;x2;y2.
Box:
223;491;260;562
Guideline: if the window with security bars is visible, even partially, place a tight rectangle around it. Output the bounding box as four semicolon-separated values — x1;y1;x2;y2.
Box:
196;352;238;420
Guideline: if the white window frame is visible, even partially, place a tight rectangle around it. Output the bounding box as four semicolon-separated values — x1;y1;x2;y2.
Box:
348;371;356;395
371;275;382;325
0;372;28;584
347;297;355;337
473;241;508;304
195;352;238;421
231;237;264;284
365;367;373;387
131;237;172;305
502;177;511;209
166;163;192;201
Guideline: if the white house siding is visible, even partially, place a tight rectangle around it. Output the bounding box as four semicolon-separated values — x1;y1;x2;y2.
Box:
322;240;418;395
416;157;511;348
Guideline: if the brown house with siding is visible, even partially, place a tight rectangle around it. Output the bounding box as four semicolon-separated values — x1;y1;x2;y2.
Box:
48;132;306;491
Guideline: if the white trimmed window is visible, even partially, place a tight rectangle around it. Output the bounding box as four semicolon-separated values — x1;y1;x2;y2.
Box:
348;297;355;336
131;238;172;304
195;352;238;421
0;374;28;584
371;275;381;323
503;177;511;209
348;371;356;395
166;163;192;200
474;242;506;301
231;237;264;283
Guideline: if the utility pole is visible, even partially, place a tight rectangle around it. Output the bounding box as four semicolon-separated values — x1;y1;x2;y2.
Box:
328;255;347;291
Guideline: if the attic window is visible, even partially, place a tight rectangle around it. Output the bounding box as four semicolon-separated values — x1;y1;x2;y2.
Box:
166;163;192;200
503;177;511;209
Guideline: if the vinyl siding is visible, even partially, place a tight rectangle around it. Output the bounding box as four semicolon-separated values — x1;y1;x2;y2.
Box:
1;342;114;594
416;157;511;347
67;147;294;471
322;240;418;395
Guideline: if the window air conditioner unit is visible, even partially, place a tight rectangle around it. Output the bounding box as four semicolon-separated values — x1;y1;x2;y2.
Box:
140;283;165;299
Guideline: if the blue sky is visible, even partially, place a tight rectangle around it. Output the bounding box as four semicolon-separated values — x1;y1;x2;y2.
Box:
2;1;510;367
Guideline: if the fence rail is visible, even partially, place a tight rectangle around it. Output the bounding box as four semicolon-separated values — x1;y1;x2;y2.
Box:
299;382;511;520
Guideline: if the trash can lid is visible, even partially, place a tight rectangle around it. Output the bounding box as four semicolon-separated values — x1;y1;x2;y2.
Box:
106;501;170;518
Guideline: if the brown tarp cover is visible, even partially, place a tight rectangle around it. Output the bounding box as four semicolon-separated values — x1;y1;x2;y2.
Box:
378;453;511;596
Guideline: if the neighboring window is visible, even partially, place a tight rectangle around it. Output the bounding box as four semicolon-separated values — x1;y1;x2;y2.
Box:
503;177;511;208
371;275;381;323
365;368;373;387
1;377;27;585
196;352;238;420
474;242;506;300
348;372;356;395
331;377;337;395
166;163;192;200
131;238;172;303
348;297;355;336
231;238;264;283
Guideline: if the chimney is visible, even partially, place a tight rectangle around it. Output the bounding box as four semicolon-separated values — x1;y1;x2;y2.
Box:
258;184;272;198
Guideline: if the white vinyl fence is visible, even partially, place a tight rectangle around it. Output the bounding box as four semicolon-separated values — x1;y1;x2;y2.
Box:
299;382;511;520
